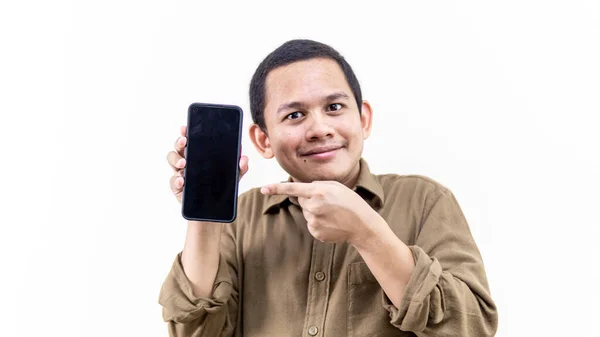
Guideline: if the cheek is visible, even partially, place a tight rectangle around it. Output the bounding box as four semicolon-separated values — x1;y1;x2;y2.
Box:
272;130;303;154
336;118;362;140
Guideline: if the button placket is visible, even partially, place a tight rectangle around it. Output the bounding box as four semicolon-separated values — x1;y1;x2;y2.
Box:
301;240;334;337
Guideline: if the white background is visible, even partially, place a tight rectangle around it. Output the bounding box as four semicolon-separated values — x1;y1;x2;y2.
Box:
1;1;599;336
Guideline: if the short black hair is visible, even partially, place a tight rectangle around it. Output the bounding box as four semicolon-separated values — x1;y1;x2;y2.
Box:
249;39;362;131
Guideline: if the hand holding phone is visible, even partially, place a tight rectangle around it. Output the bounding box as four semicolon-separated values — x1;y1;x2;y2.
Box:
167;103;247;222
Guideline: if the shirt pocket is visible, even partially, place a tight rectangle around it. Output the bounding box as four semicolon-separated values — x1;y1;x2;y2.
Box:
347;262;411;337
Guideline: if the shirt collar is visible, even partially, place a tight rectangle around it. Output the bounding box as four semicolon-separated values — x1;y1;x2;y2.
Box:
262;158;385;214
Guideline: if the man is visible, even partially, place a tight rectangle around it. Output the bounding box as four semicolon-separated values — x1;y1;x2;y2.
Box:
159;39;498;336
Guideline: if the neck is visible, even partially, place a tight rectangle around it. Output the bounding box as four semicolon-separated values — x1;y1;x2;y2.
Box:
341;160;362;188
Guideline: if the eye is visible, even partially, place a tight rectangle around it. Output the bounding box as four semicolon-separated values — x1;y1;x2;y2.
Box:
286;111;304;120
328;103;343;111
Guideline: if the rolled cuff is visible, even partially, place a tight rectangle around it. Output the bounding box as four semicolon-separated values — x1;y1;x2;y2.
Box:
159;252;233;323
382;245;444;331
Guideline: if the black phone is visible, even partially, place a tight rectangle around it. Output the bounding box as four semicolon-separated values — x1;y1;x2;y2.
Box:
181;103;243;223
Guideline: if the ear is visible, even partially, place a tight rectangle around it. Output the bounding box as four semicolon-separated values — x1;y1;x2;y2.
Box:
249;123;274;159
360;100;374;140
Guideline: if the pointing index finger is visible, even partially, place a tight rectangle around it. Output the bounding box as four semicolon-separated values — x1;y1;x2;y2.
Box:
261;182;316;198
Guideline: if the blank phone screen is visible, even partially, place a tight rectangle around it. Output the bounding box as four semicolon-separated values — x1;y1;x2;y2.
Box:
182;104;242;222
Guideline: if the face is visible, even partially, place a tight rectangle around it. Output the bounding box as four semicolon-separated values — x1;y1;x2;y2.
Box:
250;58;373;186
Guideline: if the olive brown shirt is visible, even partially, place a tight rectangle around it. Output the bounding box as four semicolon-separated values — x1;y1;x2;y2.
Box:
158;159;498;336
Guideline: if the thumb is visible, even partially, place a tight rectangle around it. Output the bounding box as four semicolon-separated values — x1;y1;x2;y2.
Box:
239;155;249;179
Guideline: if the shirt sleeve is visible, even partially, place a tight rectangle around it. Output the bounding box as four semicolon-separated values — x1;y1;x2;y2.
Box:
158;226;239;337
382;188;499;336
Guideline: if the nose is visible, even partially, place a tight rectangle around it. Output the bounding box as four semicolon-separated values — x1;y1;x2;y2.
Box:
305;112;335;141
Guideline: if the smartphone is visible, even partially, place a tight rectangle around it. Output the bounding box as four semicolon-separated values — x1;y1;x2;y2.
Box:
181;103;243;223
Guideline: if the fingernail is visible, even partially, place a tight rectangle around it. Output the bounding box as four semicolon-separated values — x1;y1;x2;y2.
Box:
178;159;186;167
260;187;269;194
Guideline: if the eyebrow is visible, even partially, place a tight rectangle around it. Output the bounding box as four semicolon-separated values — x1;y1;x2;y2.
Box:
276;92;351;115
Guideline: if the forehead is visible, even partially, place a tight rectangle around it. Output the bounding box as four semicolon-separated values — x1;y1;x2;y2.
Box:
264;58;353;107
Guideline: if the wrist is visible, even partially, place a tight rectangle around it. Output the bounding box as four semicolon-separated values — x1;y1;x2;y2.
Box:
348;213;390;251
187;220;223;231
185;221;223;243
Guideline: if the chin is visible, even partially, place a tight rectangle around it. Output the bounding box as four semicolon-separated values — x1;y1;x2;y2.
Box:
296;165;349;183
304;173;339;182
280;153;359;183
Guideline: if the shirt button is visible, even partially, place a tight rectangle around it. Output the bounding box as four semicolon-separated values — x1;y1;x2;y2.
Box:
315;271;326;281
308;326;318;336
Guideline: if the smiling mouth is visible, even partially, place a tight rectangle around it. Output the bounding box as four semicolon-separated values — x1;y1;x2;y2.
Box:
299;145;343;157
